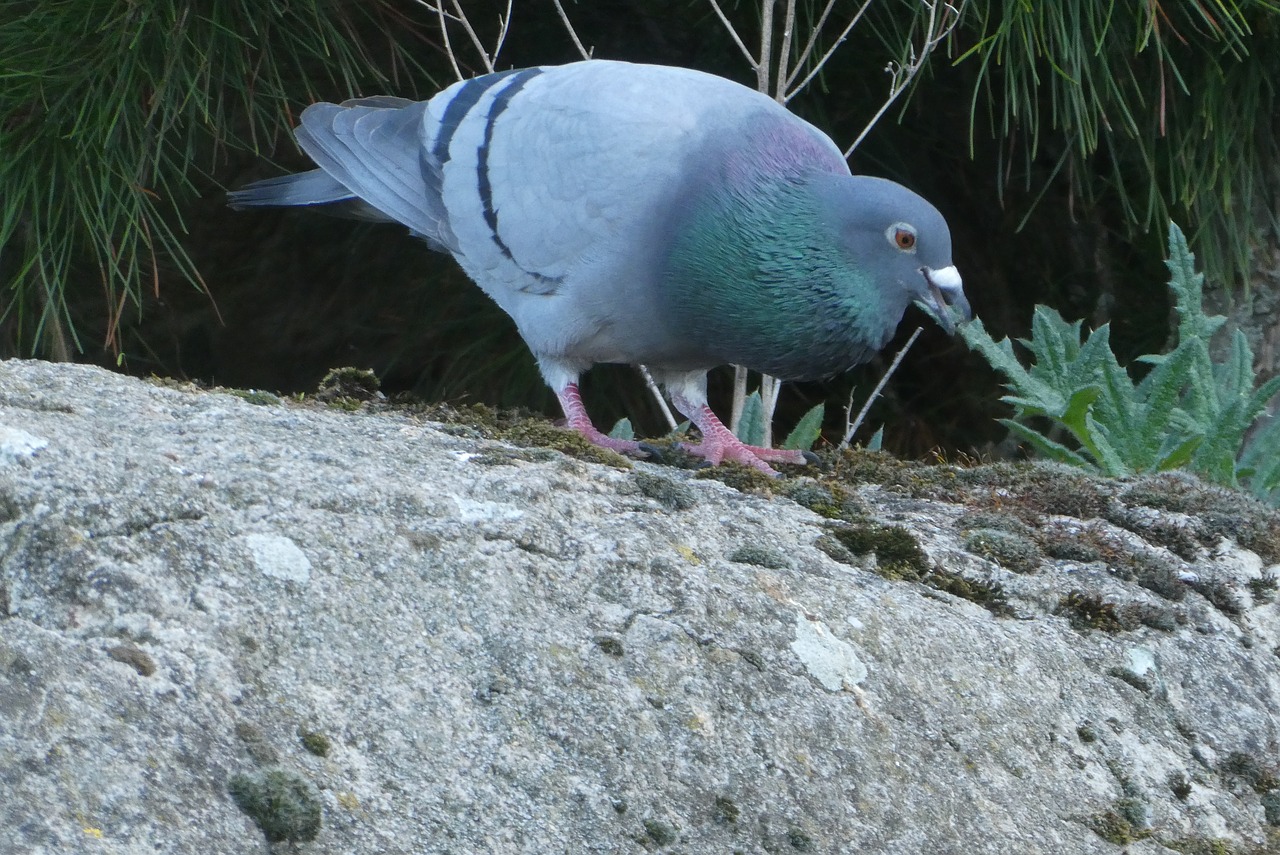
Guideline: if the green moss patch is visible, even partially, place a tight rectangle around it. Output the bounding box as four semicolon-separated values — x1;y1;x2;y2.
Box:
1058;591;1126;633
316;366;381;408
925;568;1012;616
963;529;1043;573
228;767;322;843
829;523;930;581
502;421;634;469
818;523;1010;614
633;471;697;510
229;389;282;406
692;462;778;493
1120;475;1280;564
1220;752;1280;794
728;544;791;569
297;728;331;757
782;477;866;520
1089;808;1150;844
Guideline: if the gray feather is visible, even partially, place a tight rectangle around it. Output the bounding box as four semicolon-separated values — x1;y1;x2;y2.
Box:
227;169;355;209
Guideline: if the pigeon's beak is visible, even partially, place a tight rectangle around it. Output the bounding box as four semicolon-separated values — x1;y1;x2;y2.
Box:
915;265;970;335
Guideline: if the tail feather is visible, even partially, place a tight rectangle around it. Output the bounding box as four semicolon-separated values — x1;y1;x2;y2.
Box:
229;98;456;250
294;101;443;242
227;169;355;210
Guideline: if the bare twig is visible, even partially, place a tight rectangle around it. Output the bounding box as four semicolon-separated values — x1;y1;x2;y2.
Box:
757;0;775;93
843;2;960;156
551;0;593;60
729;365;750;434
421;0;512;76
839;327;922;448
786;0;841;89
706;0;758;69
449;0;496;71
490;0;513;66
431;1;463;80
774;0;799;101
639;365;680;431
783;0;876;103
759;373;781;447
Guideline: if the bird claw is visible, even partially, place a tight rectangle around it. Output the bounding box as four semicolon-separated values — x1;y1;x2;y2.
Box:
635;442;666;462
677;439;813;477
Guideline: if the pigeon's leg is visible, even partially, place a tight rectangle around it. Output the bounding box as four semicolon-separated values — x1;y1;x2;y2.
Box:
555;383;649;456
660;371;810;476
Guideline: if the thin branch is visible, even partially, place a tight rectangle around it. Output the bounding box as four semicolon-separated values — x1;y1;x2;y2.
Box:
431;1;463;80
552;0;593;60
758;0;775;93
785;0;841;89
774;0;799;102
490;0;513;67
783;0;876;103
706;0;759;70
840;327;922;448
449;0;496;72
639;365;680;431
730;365;750;434
422;0;514;78
760;373;781;447
842;1;961;156
843;61;911;158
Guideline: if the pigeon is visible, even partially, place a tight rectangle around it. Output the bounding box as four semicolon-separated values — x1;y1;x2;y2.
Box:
230;60;969;474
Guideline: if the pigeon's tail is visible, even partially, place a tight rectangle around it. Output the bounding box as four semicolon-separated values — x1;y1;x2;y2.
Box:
230;98;457;252
227;169;354;210
227;170;397;225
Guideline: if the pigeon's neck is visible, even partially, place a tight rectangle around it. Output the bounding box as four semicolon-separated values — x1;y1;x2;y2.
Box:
662;172;901;380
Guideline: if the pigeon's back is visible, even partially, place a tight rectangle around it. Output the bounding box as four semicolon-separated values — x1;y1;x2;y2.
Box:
232;60;849;366
431;62;849;356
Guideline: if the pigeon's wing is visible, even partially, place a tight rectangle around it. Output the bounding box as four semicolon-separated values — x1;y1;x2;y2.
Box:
288;99;453;245
423;61;847;302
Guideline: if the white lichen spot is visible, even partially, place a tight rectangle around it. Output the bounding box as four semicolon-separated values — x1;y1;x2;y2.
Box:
0;425;48;465
1126;646;1156;679
244;533;312;584
685;706;715;734
790;614;868;691
453;497;524;524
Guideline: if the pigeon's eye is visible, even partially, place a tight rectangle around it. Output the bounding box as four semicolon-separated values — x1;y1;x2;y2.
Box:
887;224;917;252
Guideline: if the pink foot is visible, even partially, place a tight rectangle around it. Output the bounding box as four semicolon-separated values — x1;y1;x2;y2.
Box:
556;383;649;457
677;403;811;476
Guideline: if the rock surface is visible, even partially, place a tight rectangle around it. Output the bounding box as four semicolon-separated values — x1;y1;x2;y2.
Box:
2;358;1279;854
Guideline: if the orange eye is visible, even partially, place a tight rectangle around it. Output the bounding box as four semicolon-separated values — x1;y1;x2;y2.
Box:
894;229;916;250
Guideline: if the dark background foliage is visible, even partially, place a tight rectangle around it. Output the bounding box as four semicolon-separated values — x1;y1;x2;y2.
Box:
3;0;1277;458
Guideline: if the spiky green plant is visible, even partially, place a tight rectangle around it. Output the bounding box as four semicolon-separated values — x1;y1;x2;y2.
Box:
1240;414;1280;505
962;223;1280;499
0;0;428;358
732;390;825;451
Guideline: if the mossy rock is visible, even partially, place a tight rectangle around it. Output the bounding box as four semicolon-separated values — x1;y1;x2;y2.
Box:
316;366;381;407
500;421;633;469
829;523;930;581
727;544;790;569
963;528;1043;574
633;471;697;510
227;767;322;843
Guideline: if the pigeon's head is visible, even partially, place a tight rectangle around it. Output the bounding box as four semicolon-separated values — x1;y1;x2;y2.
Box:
816;175;969;334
